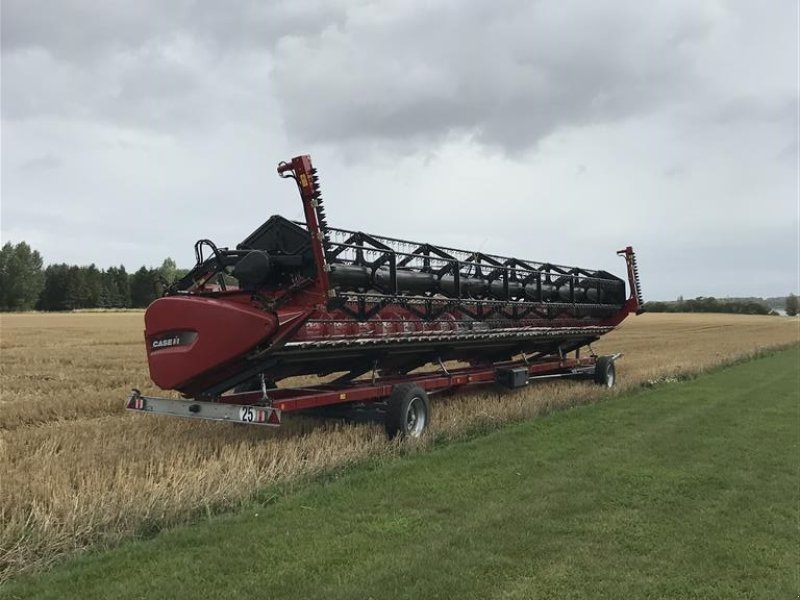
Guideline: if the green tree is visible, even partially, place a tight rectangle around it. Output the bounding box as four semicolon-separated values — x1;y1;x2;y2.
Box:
643;301;668;312
37;264;72;310
0;243;11;309
113;265;131;307
0;241;45;311
130;267;159;308
786;293;798;317
104;266;131;308
83;264;103;308
38;263;134;310
98;273;117;308
64;266;88;309
158;258;178;284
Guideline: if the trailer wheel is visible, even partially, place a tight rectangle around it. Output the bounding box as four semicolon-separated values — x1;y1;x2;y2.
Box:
594;356;616;387
385;384;430;439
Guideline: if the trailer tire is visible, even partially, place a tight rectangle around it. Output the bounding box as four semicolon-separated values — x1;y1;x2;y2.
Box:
594;356;616;387
385;384;430;439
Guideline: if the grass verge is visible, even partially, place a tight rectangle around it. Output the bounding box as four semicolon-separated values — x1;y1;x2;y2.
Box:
3;346;798;599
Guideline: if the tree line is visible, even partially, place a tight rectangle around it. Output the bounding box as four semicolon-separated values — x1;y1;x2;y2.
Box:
2;240;798;315
0;241;187;311
644;295;798;316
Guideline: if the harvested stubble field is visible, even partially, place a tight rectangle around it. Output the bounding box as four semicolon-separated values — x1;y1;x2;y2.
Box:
0;311;797;582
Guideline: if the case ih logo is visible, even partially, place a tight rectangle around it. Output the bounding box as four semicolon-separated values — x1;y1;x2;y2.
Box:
152;336;180;349
150;332;197;351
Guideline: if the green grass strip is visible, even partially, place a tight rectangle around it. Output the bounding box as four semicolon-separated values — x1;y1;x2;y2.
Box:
4;347;798;600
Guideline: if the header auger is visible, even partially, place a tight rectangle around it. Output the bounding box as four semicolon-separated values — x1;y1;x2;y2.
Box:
128;155;644;438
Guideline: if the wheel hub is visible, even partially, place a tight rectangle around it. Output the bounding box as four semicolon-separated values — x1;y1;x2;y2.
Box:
405;397;427;437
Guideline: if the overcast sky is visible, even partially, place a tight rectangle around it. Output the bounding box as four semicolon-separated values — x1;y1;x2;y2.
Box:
1;0;798;300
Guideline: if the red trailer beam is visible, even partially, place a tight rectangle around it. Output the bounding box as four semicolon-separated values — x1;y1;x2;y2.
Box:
220;356;598;413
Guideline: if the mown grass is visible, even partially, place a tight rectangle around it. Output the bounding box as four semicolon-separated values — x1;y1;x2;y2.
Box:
3;346;798;599
0;312;798;581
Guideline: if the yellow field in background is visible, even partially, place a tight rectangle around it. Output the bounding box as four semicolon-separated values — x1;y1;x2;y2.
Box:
1;311;797;581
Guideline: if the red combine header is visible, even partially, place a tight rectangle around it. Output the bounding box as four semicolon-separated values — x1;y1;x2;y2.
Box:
128;155;644;437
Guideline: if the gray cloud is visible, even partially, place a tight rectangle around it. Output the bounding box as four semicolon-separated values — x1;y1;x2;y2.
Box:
1;0;344;133
0;0;343;59
1;38;265;133
0;0;797;299
18;153;62;172
272;1;719;152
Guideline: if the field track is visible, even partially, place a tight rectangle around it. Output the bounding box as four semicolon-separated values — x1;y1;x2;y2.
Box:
1;311;798;581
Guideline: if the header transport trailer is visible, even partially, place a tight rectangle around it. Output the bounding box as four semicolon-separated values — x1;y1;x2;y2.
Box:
127;155;644;438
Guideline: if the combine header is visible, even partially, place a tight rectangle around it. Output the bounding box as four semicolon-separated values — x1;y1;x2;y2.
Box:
128;155;644;437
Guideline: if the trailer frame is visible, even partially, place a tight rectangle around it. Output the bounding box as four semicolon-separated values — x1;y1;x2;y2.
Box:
126;351;621;436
